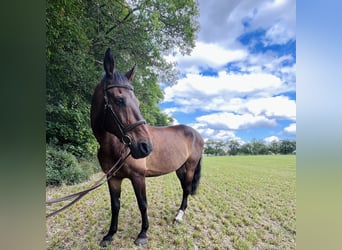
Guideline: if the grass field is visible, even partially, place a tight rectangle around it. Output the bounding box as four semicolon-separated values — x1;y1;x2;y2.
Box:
46;155;296;249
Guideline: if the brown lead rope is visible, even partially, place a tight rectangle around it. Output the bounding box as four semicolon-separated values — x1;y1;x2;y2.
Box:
46;149;131;218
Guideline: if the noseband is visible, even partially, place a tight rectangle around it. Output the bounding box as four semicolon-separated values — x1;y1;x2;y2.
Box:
103;82;146;145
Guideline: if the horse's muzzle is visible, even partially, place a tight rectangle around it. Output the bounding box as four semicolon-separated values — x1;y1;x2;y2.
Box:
130;141;153;159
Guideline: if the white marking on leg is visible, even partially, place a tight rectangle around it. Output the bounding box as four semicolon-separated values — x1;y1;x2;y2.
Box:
175;210;184;222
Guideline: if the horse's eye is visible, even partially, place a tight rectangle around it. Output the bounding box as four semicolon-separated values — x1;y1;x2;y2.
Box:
115;97;125;106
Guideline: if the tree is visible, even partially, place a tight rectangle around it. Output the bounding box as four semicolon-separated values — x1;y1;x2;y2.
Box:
84;0;199;123
279;140;296;154
204;140;227;156
46;0;199;158
250;139;268;155
268;140;280;154
205;139;296;156
228;140;240;155
214;141;227;156
204;139;216;155
46;0;98;158
239;142;253;155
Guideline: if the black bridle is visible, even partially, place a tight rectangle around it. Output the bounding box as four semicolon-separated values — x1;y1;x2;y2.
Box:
103;82;146;145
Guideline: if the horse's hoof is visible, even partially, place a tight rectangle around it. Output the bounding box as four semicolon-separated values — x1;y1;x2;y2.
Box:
99;236;112;248
173;218;183;224
134;237;148;246
174;210;184;224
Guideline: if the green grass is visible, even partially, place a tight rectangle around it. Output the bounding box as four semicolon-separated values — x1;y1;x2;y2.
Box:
46;155;296;249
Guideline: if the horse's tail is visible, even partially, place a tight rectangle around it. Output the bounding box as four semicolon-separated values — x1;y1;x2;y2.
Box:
191;157;202;195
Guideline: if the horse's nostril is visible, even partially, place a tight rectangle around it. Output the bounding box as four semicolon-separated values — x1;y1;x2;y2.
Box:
138;141;152;156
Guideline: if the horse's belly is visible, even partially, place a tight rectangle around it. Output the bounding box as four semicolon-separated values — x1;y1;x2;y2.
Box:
144;168;174;177
144;151;187;177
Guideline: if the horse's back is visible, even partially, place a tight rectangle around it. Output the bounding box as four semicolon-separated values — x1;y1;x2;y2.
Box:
172;125;203;154
149;124;203;150
143;125;203;177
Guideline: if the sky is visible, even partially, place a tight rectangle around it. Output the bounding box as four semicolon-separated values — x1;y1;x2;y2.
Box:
159;0;296;144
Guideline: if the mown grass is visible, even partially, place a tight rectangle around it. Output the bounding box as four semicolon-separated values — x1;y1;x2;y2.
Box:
46;155;296;249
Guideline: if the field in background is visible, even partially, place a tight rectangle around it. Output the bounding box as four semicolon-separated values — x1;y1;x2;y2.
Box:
46;155;296;249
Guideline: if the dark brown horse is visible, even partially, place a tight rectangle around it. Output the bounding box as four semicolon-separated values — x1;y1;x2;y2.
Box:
90;48;204;247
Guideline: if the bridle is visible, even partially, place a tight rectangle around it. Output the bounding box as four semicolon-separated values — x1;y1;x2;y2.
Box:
103;81;146;145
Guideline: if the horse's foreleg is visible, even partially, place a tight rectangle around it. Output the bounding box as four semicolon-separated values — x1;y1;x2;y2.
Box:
100;177;122;247
131;176;149;246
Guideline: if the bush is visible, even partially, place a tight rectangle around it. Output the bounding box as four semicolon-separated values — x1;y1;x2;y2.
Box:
80;160;100;176
46;145;90;186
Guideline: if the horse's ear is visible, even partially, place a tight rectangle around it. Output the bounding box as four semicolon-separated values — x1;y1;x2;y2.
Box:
104;48;114;77
125;64;137;81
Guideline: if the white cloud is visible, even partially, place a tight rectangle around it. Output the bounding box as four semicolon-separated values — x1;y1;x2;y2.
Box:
160;0;296;142
264;21;294;45
161;68;295;140
246;96;296;120
166;42;248;74
197;0;245;46
284;123;296;134
258;0;296;45
165;1;296;76
192;123;242;142
198;0;295;46
162;70;295;118
179;42;247;71
163;71;283;103
196;112;277;130
245;54;295;74
264;136;280;143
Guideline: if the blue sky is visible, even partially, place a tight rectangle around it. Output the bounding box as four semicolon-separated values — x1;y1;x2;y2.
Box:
159;0;296;144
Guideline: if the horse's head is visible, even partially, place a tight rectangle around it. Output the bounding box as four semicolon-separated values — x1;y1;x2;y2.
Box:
100;48;152;159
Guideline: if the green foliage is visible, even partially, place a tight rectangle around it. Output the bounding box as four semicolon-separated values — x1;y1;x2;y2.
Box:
249;139;269;155
279;139;296;154
205;139;296;156
204;140;227;156
46;145;93;186
79;160;100;176
228;140;240;155
46;0;98;159
46;100;98;159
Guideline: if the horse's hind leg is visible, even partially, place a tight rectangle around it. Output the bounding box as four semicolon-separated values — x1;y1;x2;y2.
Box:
175;158;202;223
175;164;193;223
100;177;122;247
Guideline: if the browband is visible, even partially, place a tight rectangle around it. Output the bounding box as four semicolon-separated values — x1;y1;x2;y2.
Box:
105;83;134;91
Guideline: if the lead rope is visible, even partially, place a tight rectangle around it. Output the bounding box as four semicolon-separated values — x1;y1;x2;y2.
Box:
46;148;131;218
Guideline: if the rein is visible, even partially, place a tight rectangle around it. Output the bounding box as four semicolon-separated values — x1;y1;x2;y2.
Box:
103;82;146;145
46;147;131;218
